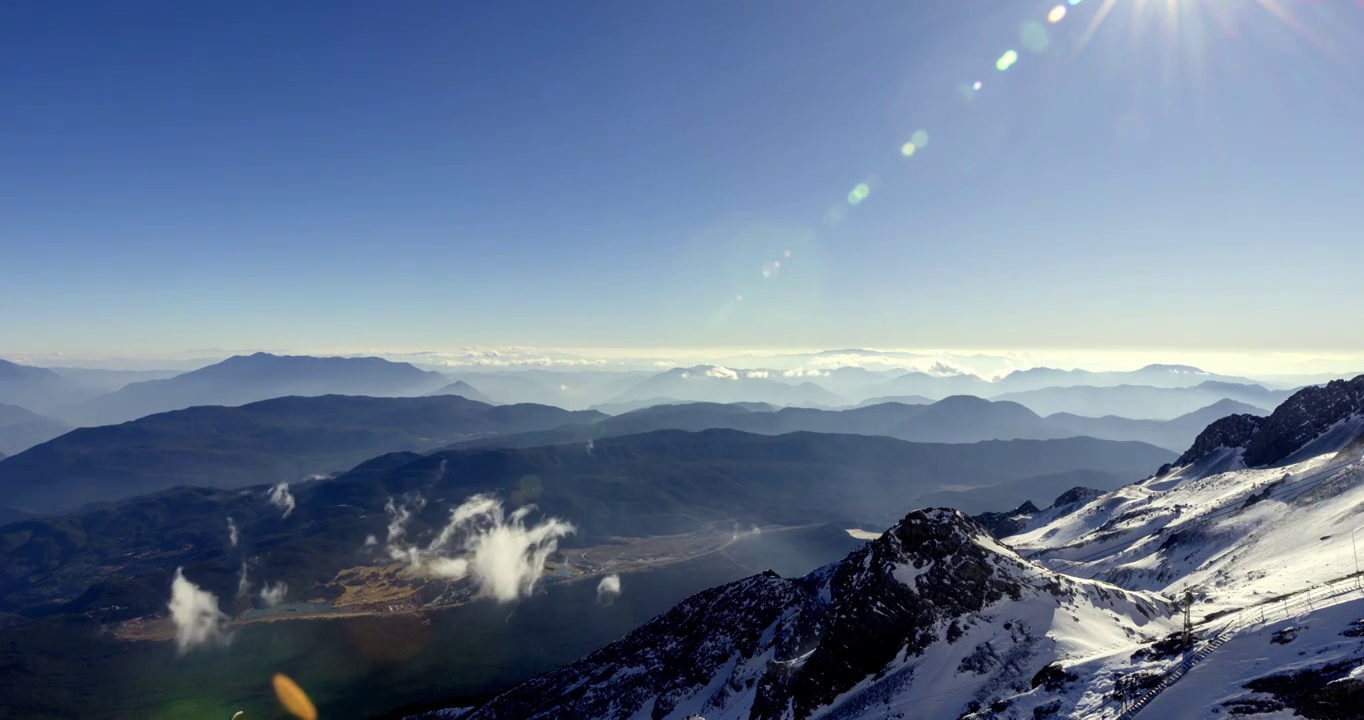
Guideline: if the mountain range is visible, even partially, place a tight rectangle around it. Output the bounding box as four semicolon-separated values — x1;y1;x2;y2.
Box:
993;381;1291;419
46;367;183;392
0;430;1171;620
0;403;71;456
73;353;451;425
451;396;1265;453
986;363;1262;393
0;354;1314;427
428;380;496;404
605;366;847;408
440;370;655;410
0;359;95;417
575;364;1288;413
0;394;604;512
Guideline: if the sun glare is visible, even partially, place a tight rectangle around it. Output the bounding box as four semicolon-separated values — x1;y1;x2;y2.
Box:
1069;0;1335;88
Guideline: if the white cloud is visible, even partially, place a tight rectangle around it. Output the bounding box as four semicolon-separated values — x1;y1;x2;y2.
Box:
703;365;739;380
384;494;425;551
596;574;622;605
926;361;968;377
743;369;770;379
380;347;610;369
226;517;239;548
731;524;762;541
259;581;288;608
168;568;231;654
781;367;829;378
364;534;378;547
384;494;575;603
236;561;250;598
268;482;295;519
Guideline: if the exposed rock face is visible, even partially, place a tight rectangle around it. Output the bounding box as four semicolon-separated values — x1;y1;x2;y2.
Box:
975;501;1040;538
1241;376;1364;467
1164;375;1364;473
974;487;1101;539
1170;414;1267;468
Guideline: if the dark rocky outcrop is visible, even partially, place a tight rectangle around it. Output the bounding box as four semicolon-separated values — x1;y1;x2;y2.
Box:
1163;374;1364;474
1242;376;1364;467
973;487;1102;539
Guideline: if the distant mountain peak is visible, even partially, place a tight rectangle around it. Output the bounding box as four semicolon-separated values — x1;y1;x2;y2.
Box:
428;380;494;404
73;353;450;426
1138;363;1208;374
932;394;994;407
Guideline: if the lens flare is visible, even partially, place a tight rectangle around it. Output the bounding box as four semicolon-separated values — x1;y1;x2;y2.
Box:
973;81;983;90
910;130;929;148
996;50;1019;70
1048;5;1067;23
1068;0;1082;5
847;183;871;205
1020;22;1050;53
900;142;916;157
272;674;317;720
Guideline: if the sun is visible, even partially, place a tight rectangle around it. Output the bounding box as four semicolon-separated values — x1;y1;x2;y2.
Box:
1070;0;1332;85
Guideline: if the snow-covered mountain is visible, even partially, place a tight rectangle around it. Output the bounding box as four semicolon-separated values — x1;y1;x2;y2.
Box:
418;374;1364;720
1153;373;1364;478
439;509;1174;720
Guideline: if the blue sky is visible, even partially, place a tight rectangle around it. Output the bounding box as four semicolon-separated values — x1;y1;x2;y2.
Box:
3;0;1363;357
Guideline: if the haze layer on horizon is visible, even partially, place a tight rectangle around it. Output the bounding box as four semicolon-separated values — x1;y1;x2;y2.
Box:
4;346;1362;381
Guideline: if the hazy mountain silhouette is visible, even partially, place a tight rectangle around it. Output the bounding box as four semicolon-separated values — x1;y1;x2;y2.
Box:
75;353;451;425
0;404;51;427
450;399;1026;450
591;397;689;415
791;366;904;397
994;381;1290;419
0;360;95;417
427;380;495;404
856;371;990;400
0;403;71;456
440;370;655;409
853;394;933;408
0;394;604;512
450;396;1234;452
46;367;183;392
989;364;1258;393
610;366;847;407
1042;398;1267;450
842;364;1263;402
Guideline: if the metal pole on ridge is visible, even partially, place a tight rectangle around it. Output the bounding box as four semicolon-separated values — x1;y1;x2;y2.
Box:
1352;525;1362;588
